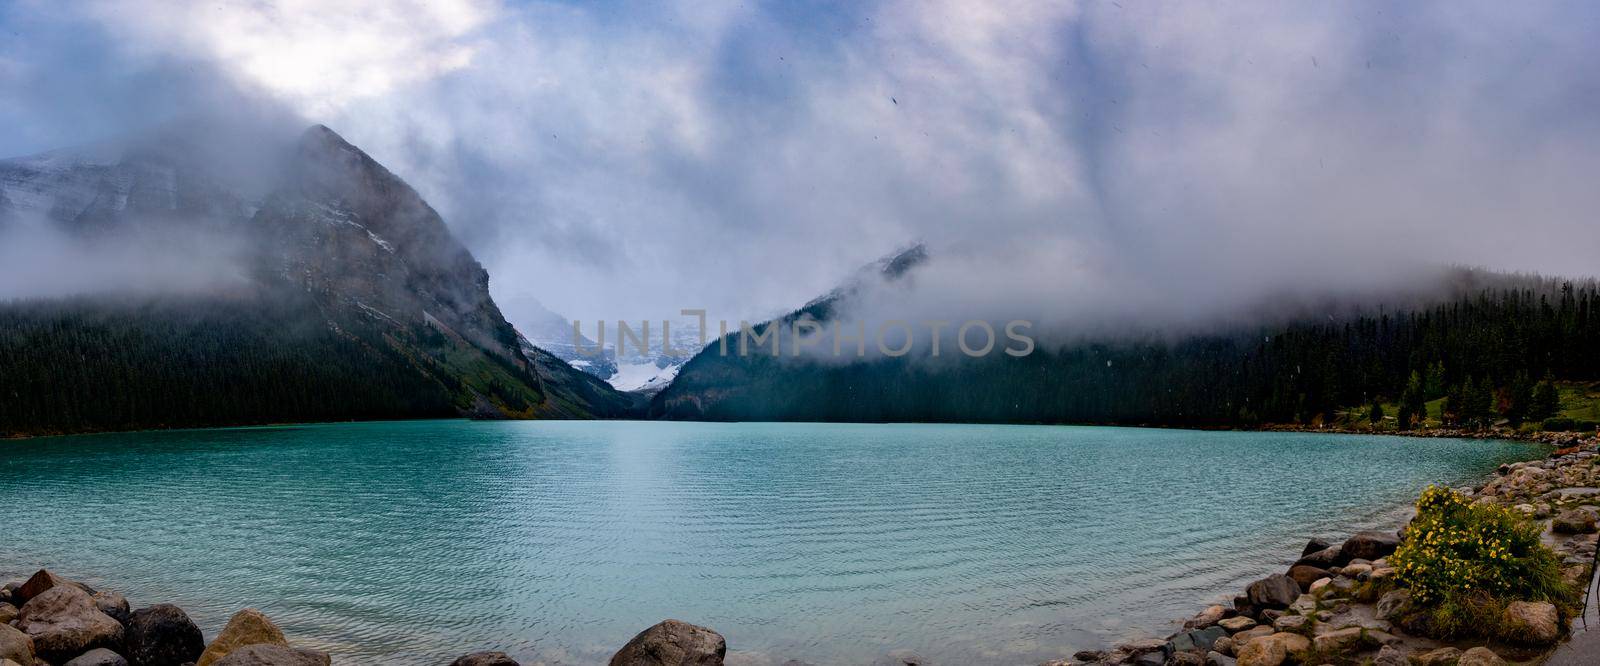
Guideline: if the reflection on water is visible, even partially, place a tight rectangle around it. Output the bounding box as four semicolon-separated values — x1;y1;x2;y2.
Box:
0;421;1536;664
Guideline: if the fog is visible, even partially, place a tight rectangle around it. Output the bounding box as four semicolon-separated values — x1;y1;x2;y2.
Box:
3;1;1598;335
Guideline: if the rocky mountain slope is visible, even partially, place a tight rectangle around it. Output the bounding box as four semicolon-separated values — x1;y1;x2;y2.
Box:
0;122;637;436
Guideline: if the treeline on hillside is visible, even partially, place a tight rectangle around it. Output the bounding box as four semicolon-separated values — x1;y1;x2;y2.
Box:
654;281;1600;427
0;293;464;437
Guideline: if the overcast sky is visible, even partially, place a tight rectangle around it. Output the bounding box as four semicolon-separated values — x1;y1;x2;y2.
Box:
3;1;1598;331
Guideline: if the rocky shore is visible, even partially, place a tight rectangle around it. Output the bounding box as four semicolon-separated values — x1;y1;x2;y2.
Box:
0;571;727;666
1059;435;1600;666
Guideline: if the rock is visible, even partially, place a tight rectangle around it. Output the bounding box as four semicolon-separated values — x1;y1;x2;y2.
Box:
1340;531;1401;562
91;592;130;627
125;604;205;666
1270;616;1308;634
449;653;519;666
1455;647;1505;666
196;609;288;666
64;648;130;666
1217;617;1257;634
1306;578;1332;595
1169;627;1228;654
0;604;16;626
1500;600;1559;645
15;585;123;662
1234;633;1307;666
1415;647;1462;666
211;645;330;666
1245;575;1300;610
1310;627;1363;654
1132;652;1164;666
1293;547;1341;569
1375;589;1409;620
1339;563;1372;579
1232;627;1275;645
610;620;726;666
1552;508;1598;534
1287;595;1317;616
1206;651;1236;666
14;572;69;607
1169;652;1205;666
1300;538;1331;558
0;624;33;666
1286;566;1329;591
1071;650;1104;662
1212;636;1234;657
1186;606;1228;630
1117;638;1167;655
1373;645;1406;666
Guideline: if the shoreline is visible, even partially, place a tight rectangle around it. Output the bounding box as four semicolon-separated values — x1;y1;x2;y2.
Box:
1070;434;1600;666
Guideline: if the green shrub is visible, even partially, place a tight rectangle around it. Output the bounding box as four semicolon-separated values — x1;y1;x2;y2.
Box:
1390;486;1575;639
1542;417;1598;432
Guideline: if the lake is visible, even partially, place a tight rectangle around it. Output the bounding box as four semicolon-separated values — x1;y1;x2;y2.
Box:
0;421;1537;665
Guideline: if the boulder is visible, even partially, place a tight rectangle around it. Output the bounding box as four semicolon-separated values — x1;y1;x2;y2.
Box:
15;585;123;662
1216;617;1257;634
1117;638;1167;655
14;572;70;607
64;649;130;666
1169;652;1205;666
196;609;288;666
449;653;519;666
1455;647;1505;666
1300;538;1332;557
0;603;16;626
1185;605;1228;630
1169;627;1227;654
91;592;130;627
1206;652;1236;666
1231;626;1275;645
125;604;205;666
1500;600;1560;645
1306;578;1332;595
1286;566;1329;591
1374;645;1406;666
1552;509;1598;534
1234;633;1307;666
1415;647;1462;666
1212;636;1234;657
0;624;33;666
1293;546;1342;569
1245;575;1300;610
1341;531;1401;562
1310;627;1363;654
1375;589;1410;620
609;620;726;666
211;645;330;666
1269;615;1308;634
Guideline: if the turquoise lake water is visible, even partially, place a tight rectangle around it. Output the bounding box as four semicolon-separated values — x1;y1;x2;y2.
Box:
0;421;1538;665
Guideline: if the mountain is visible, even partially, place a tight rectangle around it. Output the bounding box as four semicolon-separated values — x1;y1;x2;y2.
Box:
0;122;636;436
652;247;1600;428
506;296;704;395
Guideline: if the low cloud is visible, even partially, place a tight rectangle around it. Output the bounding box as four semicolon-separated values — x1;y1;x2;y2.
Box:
2;1;1597;334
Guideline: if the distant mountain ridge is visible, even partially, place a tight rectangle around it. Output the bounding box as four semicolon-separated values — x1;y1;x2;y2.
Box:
0;122;636;436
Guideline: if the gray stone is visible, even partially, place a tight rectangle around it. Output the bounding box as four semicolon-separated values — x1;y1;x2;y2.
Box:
1206;652;1236;666
15;585;123;663
1374;645;1406;666
1340;531;1401;561
1375;589;1410;620
1415;647;1463;666
125;604;204;666
610;620;725;666
1169;627;1227;654
1455;647;1505;666
1216;617;1257;634
1245;575;1300;610
64;649;130;666
1552;508;1598;534
91;592;129;627
1270;615;1308;633
1500;600;1559;645
0;623;33;666
1293;547;1341;569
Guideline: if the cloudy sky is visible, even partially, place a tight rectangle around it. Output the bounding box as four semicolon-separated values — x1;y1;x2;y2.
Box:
3;1;1598;331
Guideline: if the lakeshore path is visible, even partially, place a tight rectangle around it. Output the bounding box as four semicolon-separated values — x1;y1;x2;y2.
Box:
1548;556;1600;666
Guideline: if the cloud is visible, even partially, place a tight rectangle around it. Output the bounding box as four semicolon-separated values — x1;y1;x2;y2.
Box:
2;1;1598;337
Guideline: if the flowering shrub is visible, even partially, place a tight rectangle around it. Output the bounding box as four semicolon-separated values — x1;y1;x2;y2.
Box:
1390;485;1573;637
